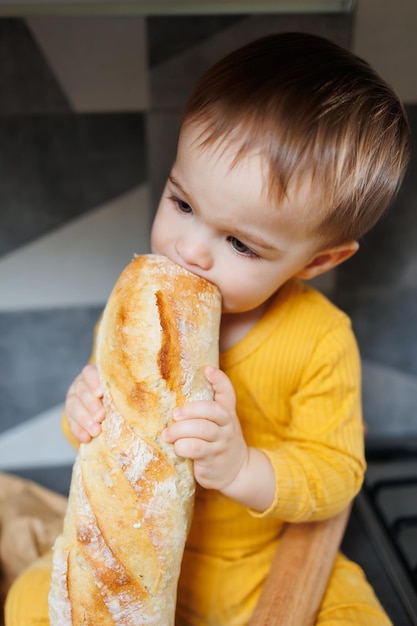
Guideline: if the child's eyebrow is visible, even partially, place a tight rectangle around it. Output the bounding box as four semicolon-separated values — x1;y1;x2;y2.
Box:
232;227;278;252
168;174;188;198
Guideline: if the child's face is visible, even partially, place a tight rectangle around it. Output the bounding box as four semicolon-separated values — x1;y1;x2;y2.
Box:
151;123;322;315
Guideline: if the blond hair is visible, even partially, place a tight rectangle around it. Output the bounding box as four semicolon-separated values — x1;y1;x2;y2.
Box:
182;32;410;245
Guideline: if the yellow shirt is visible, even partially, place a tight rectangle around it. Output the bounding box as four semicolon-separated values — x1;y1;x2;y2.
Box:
63;278;365;626
176;279;365;625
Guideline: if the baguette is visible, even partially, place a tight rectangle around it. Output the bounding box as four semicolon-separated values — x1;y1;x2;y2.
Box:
49;254;221;625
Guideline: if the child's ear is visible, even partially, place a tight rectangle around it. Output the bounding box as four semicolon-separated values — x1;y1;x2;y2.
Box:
296;241;359;280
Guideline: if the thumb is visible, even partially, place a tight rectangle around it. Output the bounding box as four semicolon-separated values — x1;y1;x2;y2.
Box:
205;366;236;410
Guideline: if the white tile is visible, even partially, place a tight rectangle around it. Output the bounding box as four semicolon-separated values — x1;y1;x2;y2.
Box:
0;404;77;471
27;16;150;112
352;0;417;103
0;185;151;311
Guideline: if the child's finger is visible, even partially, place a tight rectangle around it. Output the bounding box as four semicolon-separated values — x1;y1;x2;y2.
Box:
204;366;236;410
71;423;93;444
68;388;104;425
81;364;103;398
173;436;211;461
66;393;102;438
172;399;227;426
68;372;105;421
163;417;218;444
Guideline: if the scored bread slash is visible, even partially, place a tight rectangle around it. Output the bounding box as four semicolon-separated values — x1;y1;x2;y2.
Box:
49;254;221;625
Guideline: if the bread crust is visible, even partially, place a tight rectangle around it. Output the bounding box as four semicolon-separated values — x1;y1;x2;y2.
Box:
49;254;221;625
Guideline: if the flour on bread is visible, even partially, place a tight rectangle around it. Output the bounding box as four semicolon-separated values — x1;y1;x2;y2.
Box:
49;254;221;625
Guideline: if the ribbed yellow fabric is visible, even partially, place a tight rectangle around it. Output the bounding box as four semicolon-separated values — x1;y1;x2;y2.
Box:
4;550;53;626
5;552;390;626
5;279;391;626
176;278;373;624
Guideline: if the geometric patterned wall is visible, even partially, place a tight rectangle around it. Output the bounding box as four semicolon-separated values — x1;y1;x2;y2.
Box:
0;9;416;496
0;12;352;489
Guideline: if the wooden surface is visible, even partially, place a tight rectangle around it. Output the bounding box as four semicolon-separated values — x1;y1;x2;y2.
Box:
249;506;351;626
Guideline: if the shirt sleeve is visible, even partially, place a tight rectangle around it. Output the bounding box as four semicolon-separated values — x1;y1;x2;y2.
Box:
251;318;365;523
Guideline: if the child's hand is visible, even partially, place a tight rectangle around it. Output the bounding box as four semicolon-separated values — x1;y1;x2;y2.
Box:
163;366;246;492
163;366;275;511
65;364;105;443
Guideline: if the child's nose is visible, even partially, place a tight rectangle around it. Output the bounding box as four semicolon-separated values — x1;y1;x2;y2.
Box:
176;235;213;271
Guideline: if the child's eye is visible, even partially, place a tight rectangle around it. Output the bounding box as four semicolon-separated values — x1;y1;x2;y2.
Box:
228;237;259;258
169;194;193;214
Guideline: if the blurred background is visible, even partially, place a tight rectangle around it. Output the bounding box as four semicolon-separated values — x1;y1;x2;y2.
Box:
0;0;416;622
